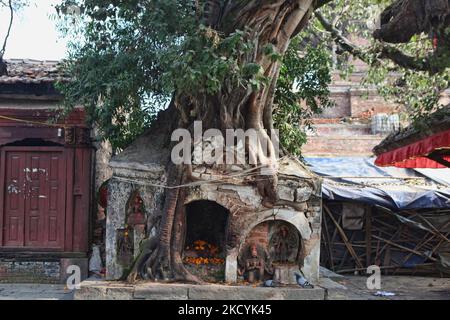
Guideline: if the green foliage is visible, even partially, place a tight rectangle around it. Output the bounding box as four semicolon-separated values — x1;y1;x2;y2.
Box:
366;66;449;122
57;0;332;154
57;1;273;151
0;0;30;10
165;26;262;97
56;0;199;151
274;38;333;156
362;35;449;123
314;0;450;125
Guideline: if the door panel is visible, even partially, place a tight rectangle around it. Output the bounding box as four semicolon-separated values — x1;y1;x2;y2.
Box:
3;152;26;247
44;152;66;248
2;148;66;250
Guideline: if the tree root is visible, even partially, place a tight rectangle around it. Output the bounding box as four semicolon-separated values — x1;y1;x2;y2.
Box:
275;199;308;215
126;165;203;284
126;237;159;283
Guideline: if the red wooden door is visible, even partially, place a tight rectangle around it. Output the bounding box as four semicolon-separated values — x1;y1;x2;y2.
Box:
2;147;66;250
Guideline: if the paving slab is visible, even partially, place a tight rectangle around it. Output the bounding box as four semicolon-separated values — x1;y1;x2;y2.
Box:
3;276;449;300
74;280;325;300
134;283;189;300
188;285;324;300
0;284;74;300
325;276;450;300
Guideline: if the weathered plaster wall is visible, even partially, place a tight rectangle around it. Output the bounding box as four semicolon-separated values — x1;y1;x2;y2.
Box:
93;135;113;193
106;157;322;284
106;163;166;280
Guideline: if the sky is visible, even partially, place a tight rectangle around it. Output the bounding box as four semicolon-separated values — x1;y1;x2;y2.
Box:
0;0;67;60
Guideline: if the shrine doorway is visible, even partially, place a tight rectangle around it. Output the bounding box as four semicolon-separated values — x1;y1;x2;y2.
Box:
183;200;229;282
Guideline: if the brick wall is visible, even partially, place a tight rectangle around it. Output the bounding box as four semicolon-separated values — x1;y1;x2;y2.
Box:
0;260;61;283
0;258;88;284
318;90;351;119
244;222;270;249
317;88;400;120
303;76;401;156
303;135;384;157
350;90;400;118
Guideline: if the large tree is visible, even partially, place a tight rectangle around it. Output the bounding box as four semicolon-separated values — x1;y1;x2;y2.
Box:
57;0;449;282
58;0;333;283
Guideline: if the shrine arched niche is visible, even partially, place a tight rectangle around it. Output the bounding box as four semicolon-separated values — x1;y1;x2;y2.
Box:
182;200;229;283
238;221;303;284
116;190;147;270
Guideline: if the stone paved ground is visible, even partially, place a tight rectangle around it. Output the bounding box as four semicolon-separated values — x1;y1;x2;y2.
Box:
328;276;450;300
0;284;74;300
0;276;449;300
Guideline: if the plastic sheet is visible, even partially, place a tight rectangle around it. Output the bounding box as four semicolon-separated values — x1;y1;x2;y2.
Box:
305;157;450;211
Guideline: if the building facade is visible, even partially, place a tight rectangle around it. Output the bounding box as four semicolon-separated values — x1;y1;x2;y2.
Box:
0;60;94;283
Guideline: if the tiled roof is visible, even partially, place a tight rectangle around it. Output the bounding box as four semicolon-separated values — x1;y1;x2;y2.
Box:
0;59;68;84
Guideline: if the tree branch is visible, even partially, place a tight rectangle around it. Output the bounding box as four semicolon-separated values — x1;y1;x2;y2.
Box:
314;11;435;73
313;0;334;10
376;45;431;73
0;0;14;59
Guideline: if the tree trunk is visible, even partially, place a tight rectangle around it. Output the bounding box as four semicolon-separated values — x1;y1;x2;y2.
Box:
128;0;316;283
373;0;450;73
374;0;450;44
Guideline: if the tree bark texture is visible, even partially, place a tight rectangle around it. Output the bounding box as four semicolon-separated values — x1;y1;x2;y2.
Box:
128;0;318;283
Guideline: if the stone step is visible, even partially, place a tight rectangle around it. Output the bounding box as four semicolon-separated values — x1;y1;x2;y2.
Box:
309;123;373;136
74;280;326;300
303;135;386;157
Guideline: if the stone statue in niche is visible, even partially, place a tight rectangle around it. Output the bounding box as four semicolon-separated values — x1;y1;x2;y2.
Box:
269;224;299;263
127;193;146;233
238;243;273;283
117;192;147;268
117;228;134;267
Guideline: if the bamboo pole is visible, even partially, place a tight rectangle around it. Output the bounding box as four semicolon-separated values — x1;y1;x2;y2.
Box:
372;235;437;262
417;215;450;245
322;214;335;271
337;263;434;274
366;207;372;267
324;204;364;269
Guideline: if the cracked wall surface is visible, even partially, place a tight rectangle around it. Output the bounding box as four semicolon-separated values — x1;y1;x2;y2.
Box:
106;157;322;283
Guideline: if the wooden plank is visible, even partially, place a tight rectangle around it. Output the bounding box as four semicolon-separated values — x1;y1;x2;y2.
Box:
374;227;403;262
366;207;372;267
417;215;450;245
0;250;87;259
72;147;92;252
400;231;442;266
0;148;5;247
338;233;354;270
338;263;434;274
372;235;437;262
324;204;364;269
64;148;74;252
431;232;450;255
322;212;335;271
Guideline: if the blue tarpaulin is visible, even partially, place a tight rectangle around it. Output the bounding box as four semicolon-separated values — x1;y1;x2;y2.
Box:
304;157;450;211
